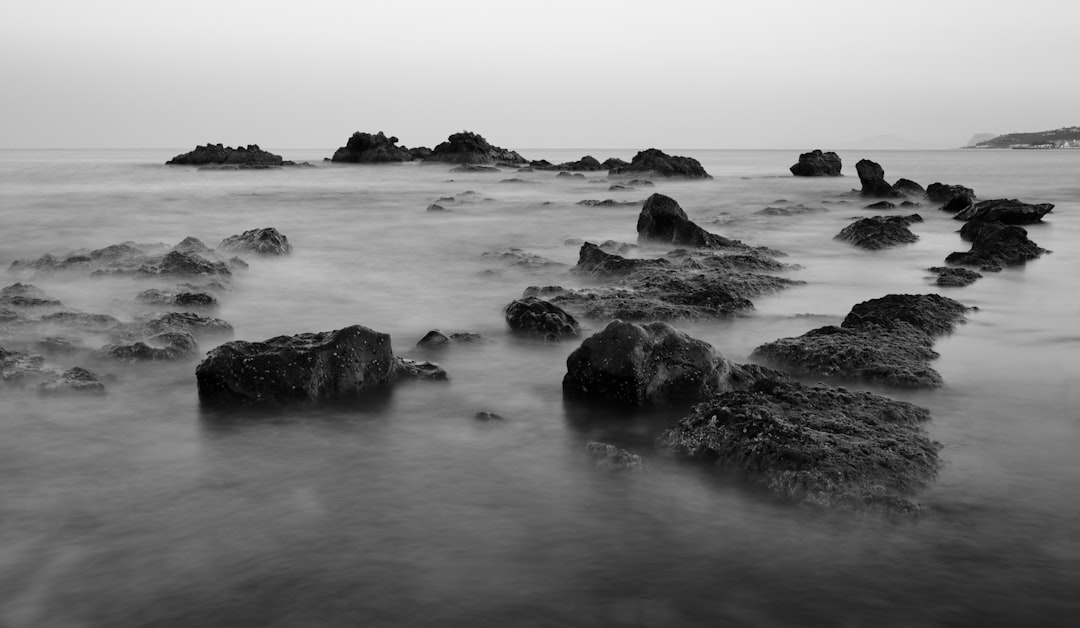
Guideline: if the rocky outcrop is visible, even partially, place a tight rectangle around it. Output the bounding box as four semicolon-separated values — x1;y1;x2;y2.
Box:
926;183;976;204
789;150;841;176
855;159;899;197
835;214;922;249
0;283;63;308
195;324;446;405
557;156;604;171
601;157;629;170
219;227;292;256
136;289;218;309
660;378;941;513
927;266;982;287
752;294;970;388
38;367;105;394
504;298;581;340
330;131;413;163
427;131;526;165
449;164;501;173
609;149;711;179
563;320;777;406
945;222;1047;272
953;199;1053;225
637;194;741;248
102;331;199;361
167;144;285;166
864;201;897;210
156;250;232;278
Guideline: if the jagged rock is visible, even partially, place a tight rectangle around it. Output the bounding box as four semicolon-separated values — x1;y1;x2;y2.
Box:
563;320;776;406
331;131;413;163
586;442;645;472
103;331;199;361
789;150;841;176
0;283;62;308
136;289;218;309
219;227;292;256
601;157;629;170
195;324;445;405
474;411;506;422
945;222;1047;272
408;146;433;160
660;378;940;513
136;311;234;340
891;178;925;197
637;194;741;248
855;159;899;198
953;199;1053;225
427;131;526;165
609;149;711;179
927;266;982;287
154;250;232;277
38;367;105;394
573;242;667;277
835;214;922;250
752;294;969;388
556;171;585;179
926;183;975;204
504;297;581;340
167;144;284;166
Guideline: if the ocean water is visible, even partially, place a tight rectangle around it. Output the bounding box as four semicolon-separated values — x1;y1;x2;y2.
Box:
1;148;1078;627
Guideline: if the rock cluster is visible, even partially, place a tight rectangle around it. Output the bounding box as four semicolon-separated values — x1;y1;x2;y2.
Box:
609;149;711;179
789;150;841;176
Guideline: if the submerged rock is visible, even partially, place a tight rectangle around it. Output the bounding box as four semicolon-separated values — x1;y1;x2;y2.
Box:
449;164;501;173
609;149;711;179
136;289;218;309
637;194;742;248
945;222;1047;272
427;131;526;165
155;250;232;277
789;150;842;176
103;331;199;362
415;330;484;348
196;325;446;405
38;367;105;394
481;248;564;270
504;297;581;340
660;378;940;513
835;214;923;250
219;227;292;256
586;442;646;472
864;201;897;210
0;346;51;384
752;294;969;388
953;198;1053;225
0;283;63;308
927;266;982;287
330;131;413;163
167;144;284;166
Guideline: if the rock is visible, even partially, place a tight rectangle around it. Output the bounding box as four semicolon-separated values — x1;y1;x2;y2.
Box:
449;164;501;173
38;367;105;394
171;237;214;256
789;150;842;176
835;214;923;250
556;156;604;171
855;159;899;198
609;149;710;179
0;283;63;308
627;179;654;187
659;378;941;513
608;184;633;191
601;157;629;170
751;294;970;388
891;178;925;197
945;222;1047;272
196;325;445;405
755;204;827;216
864;201;897;210
556;171;585;179
598;240;637;256
573;242;667;278
0;347;50;384
136;289;218;309
9;242;156;278
474;411;506;422
577;199;641;207
34;336;84;354
900;201;920;207
637;194;742;248
103;331;199;361
155;250;232;277
167;144;284;166
504;297;581;340
499;178;529;184
586;442;645;472
427;131;526;165
331;131;413;163
136;311;234;340
926;183;975;204
426;203;448;212
563;320;775;406
927;266;982;287
408;146;433;160
38;311;122;333
953;198;1053;225
219;227;292;256
481;248;563;270
416;330;484;348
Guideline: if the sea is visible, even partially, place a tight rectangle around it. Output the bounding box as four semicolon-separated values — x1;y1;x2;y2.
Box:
1;148;1078;627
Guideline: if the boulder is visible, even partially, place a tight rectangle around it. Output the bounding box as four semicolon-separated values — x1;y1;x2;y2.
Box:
415;330;483;348
38;367;105;394
855;159;899;197
449;164;501;173
563;320;774;406
504;297;581;340
609;149;711;179
835;214;923;250
219;227;292;256
573;242;666;278
789;150;841;176
945;222;1047;272
0;283;63;308
927;266;982;287
926;183;975;204
408;146;433;160
555;155;604;171
195;324;446;405
0;347;50;384
103;331;199;361
864;201;897;210
427;131;526;165
953;199;1053;225
155;250;232;277
660;378;941;513
637;193;741;248
167;144;284;166
601;157;629;170
330;131;413;163
136;289;218;309
891;178;925;197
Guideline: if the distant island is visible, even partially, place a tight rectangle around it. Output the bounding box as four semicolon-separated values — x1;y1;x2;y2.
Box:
970;126;1080;149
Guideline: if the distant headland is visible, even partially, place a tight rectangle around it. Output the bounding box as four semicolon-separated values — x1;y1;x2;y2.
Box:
968;126;1080;149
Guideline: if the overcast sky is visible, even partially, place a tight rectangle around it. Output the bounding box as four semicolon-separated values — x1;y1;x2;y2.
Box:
2;0;1078;149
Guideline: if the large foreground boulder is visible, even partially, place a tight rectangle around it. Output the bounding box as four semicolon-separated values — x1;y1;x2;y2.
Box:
609;149;711;179
167;144;284;166
835;214;922;250
953;198;1053;225
219;227;292;255
195;325;446;405
789;150;841;176
504;298;580;340
637;194;741;248
563;320;775;406
426;131;526;165
660;378;941;513
330;131;413;163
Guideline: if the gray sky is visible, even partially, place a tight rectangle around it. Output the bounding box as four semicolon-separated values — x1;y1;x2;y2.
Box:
2;0;1078;149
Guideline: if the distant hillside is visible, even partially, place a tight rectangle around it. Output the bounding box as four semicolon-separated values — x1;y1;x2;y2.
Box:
965;133;996;147
972;126;1080;148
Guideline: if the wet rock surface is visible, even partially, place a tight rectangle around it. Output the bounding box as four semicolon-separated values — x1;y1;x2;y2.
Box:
953;199;1053;225
103;331;200;362
789;150;841;176
928;266;983;287
660;378;940;513
926;183;975;204
856;159;897;197
331;131;414;163
504;297;581;340
426;131;526;165
167;144;285;166
609;149;711;179
752;294;970;388
637;194;742;248
946;222;1047;272
219;227;292;256
196;325;445;405
136;289;218;309
836;214;923;249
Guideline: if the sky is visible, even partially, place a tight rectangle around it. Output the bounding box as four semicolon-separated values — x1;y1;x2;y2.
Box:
2;0;1078;150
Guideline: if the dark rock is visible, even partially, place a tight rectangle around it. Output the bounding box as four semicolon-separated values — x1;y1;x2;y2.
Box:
0;283;63;308
573;242;667;278
427;131;526;165
608;184;633;191
103;331;198;361
504;297;581;340
659;378;940;513
586;442;645;472
449;164;501;173
167;144;284;166
426;204;448;212
556;171;585;179
138;311;234;340
900;201;920;207
0;347;50;384
601;157;629;171
927;266;982;287
946;222;1047;272
953;198;1053;225
835;214;923;250
136;289;218;309
416;330;483;348
171;237;214;256
609;149;711;179
556;156;604;171
637;194;741;248
155;250;232;277
499;178;528;184
627;179;654;187
481;248;563;270
331;131;413;163
855;159;899;198
864;201;897;210
789;150;842;176
577;199;641;207
38;367;105;394
755;204;827;216
563;320;775;406
891;178;925;197
926;183;976;204
408;146;433;161
219;227;292;256
196;325;445;405
474;411;506;422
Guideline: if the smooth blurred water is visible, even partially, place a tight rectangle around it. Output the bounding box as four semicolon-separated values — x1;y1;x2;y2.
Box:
1;148;1078;627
